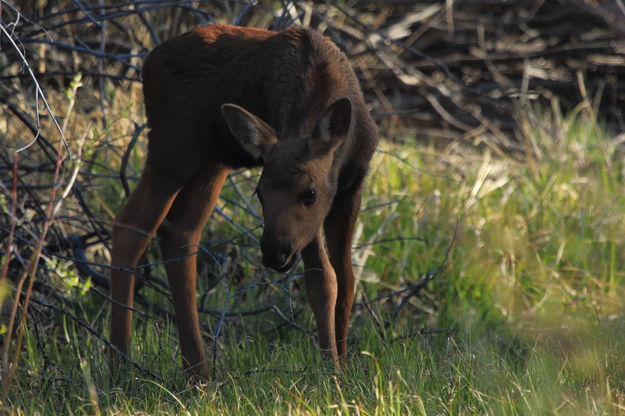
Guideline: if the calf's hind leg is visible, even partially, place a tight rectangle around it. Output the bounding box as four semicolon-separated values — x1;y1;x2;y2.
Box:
110;124;202;368
157;162;229;379
110;166;182;360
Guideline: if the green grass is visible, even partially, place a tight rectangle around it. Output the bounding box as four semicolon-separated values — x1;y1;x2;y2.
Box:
7;110;625;414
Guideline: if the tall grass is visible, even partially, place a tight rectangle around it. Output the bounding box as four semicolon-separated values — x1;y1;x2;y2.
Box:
6;107;625;414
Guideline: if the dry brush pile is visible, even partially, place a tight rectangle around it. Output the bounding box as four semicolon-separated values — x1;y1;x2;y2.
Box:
0;0;624;391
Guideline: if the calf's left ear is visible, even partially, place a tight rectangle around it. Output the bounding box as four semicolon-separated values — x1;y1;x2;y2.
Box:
312;97;352;154
222;103;278;161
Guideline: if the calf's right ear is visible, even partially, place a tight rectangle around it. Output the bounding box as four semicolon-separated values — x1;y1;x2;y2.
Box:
310;97;352;156
222;104;278;161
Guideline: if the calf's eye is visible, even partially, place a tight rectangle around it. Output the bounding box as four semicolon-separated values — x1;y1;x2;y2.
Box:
299;189;316;206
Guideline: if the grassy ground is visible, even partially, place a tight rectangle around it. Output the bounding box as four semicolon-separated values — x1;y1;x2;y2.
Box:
7;108;625;414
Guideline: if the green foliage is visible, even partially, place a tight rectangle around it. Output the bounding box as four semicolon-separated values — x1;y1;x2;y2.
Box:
47;258;92;296
8;112;625;414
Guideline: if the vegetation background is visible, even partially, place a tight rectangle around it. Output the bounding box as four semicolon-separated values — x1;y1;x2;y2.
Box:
2;0;625;414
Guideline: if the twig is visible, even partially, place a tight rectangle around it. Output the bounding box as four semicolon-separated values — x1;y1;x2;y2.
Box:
27;295;164;383
0;21;69;154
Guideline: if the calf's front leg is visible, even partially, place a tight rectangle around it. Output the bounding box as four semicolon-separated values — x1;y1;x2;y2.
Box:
301;233;338;363
324;186;363;358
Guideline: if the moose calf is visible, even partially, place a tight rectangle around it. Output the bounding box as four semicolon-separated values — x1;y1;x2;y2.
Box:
110;24;378;379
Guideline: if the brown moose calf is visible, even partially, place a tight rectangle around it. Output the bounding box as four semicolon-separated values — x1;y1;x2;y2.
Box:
110;24;378;379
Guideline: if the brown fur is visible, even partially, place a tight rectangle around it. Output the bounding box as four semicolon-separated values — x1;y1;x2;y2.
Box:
110;24;378;379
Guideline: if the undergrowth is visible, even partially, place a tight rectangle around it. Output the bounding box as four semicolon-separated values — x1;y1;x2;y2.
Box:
6;108;625;414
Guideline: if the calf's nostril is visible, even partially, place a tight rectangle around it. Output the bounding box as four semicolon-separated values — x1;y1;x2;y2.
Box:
279;241;292;262
260;237;293;268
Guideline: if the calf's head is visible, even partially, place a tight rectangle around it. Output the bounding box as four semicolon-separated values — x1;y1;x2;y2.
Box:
222;98;352;271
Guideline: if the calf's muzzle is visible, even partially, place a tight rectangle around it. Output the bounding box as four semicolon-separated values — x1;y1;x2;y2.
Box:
260;236;296;272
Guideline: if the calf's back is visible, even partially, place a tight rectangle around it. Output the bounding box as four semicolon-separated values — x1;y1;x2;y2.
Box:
141;24;376;177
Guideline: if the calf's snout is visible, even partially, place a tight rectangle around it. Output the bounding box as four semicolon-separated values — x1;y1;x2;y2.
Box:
260;236;294;271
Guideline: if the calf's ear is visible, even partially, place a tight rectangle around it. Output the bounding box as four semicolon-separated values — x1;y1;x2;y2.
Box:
222;104;278;161
311;97;352;155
